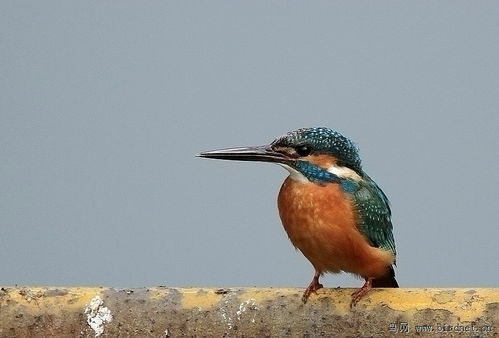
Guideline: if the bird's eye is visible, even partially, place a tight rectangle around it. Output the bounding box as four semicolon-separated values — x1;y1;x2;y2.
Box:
295;145;312;156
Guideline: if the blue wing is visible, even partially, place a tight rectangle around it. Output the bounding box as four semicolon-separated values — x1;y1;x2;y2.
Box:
341;175;396;257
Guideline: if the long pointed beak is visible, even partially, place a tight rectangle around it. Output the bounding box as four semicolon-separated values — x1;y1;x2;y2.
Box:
197;145;290;164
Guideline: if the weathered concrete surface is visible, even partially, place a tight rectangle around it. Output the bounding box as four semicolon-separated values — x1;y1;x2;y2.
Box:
0;287;497;337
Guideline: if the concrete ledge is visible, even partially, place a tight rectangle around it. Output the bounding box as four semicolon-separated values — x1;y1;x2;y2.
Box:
0;287;497;337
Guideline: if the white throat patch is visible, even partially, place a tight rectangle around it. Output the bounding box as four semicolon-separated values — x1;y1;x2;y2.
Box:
278;164;309;182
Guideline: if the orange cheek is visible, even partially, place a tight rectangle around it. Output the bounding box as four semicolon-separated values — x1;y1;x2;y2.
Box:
304;154;338;169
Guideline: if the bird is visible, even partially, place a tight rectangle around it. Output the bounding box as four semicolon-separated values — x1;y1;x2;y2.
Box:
197;127;398;306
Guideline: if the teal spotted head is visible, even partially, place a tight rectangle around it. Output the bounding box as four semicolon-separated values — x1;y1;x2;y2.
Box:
197;127;363;184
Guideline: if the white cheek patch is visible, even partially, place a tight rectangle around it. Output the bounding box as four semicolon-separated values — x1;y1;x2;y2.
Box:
278;164;309;182
327;165;362;181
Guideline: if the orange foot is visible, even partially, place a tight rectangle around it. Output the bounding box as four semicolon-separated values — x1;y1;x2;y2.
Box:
350;277;373;308
302;274;323;303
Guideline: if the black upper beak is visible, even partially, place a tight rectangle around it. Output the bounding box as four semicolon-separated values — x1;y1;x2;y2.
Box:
197;145;290;164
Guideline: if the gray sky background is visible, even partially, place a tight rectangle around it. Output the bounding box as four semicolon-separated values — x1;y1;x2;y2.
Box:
1;2;498;289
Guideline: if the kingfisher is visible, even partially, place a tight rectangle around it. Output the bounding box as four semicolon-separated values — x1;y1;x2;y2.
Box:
198;127;398;306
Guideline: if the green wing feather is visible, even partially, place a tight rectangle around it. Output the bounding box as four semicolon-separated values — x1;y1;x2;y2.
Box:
343;175;396;257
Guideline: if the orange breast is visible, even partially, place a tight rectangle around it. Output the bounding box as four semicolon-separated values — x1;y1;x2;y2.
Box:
277;177;394;279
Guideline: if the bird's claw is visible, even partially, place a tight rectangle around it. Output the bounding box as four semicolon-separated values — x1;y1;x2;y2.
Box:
302;281;323;303
350;278;373;308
